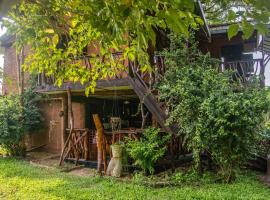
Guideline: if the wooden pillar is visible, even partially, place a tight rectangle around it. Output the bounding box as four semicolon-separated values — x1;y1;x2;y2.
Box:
84;131;90;160
67;87;74;130
93;114;107;173
59;87;74;166
62;93;68;146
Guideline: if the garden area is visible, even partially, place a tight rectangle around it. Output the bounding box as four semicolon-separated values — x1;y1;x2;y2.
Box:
0;34;270;199
0;158;270;200
1;0;270;199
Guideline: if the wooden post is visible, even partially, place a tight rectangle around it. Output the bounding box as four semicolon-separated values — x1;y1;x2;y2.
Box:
93;114;107;173
61;93;68;148
84;130;90;160
59;87;74;165
67;87;74;130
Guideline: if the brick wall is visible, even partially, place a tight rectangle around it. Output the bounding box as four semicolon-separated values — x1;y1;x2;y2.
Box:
2;45;31;95
2;46;19;95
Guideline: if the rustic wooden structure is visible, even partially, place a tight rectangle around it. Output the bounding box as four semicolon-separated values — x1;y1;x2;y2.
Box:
24;23;269;172
59;128;93;165
93;114;108;173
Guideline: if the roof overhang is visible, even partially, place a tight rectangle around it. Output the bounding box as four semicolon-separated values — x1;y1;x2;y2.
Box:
196;0;211;40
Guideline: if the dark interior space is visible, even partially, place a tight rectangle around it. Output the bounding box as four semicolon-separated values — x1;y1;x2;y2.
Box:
72;94;152;131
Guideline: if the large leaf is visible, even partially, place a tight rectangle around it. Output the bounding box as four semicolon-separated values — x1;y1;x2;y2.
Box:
228;24;240;39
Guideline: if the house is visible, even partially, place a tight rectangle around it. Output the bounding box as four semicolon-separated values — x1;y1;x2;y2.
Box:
0;2;269;168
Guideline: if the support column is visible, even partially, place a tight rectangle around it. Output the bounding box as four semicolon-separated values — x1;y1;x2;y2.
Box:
61;93;68;147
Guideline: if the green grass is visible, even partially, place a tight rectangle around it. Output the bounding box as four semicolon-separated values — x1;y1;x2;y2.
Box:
0;158;269;200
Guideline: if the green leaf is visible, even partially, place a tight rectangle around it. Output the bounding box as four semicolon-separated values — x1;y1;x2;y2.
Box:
228;24;239;39
228;10;237;21
255;23;269;36
242;21;254;39
52;34;59;46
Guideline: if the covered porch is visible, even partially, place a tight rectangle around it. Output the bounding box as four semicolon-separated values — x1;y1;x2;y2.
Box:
58;87;164;171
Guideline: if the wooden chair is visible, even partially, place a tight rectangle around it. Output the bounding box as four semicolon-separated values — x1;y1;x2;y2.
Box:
92;114;108;173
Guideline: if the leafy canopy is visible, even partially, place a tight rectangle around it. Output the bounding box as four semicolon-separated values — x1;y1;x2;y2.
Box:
2;0;269;93
202;0;270;38
3;0;201;94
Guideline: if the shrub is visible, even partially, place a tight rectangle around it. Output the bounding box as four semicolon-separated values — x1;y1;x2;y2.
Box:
0;87;42;156
0;96;24;155
158;34;269;182
126;127;170;174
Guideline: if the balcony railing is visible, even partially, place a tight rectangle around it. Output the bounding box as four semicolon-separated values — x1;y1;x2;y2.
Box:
221;59;264;84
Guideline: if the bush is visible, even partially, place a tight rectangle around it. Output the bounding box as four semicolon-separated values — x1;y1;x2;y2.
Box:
126;127;170;174
0;96;24;155
158;34;269;182
0;88;42;156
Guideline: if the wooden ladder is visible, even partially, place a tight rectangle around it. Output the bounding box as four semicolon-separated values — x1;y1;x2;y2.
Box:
127;61;177;135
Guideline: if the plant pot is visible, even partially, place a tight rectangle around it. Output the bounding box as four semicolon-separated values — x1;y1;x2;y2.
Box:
111;144;123;158
107;144;123;177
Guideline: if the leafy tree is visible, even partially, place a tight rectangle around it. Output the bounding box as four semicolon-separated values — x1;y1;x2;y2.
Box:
202;0;270;39
1;0;269;94
158;35;269;182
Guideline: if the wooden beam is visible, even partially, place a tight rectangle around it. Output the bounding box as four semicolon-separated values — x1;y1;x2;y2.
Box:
67;87;74;130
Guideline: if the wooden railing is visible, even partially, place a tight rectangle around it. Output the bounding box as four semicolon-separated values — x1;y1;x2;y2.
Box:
59;128;96;165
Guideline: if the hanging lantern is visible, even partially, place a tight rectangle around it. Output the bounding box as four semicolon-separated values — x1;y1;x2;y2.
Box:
124;100;130;105
110;117;121;132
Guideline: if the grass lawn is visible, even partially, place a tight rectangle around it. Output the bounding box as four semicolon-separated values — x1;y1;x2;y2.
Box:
0;158;269;200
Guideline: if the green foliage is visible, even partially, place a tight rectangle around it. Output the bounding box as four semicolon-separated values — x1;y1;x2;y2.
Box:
202;0;270;38
2;1;269;94
22;86;43;133
257;91;270;158
0;88;42;156
158;35;269;182
126;127;170;174
0;95;24;155
2;0;201;94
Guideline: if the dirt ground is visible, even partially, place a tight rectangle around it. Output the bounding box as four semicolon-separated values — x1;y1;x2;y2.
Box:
26;151;97;176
